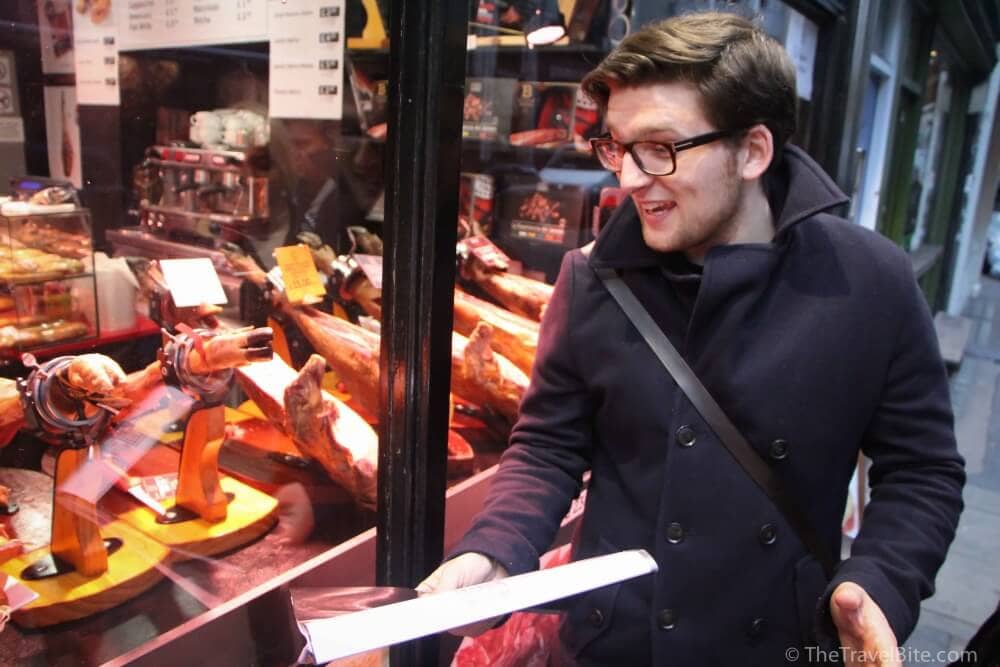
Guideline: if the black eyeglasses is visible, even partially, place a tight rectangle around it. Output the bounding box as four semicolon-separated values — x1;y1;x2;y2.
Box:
589;128;745;176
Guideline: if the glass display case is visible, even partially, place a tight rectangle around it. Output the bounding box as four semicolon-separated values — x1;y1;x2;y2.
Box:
0;0;848;664
0;180;98;359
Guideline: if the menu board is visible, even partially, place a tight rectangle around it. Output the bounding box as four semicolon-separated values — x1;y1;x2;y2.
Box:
268;1;345;120
119;0;268;50
73;0;120;105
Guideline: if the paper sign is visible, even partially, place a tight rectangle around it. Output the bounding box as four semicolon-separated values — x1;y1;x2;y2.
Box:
785;9;818;102
73;0;120;105
119;0;268;50
274;245;327;304
352;253;383;290
159;257;228;308
0;117;24;143
268;0;346;119
297;549;658;663
3;575;39;613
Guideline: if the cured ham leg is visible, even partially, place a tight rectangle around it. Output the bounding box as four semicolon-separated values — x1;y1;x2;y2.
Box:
113;327;274;403
330;272;538;376
281;305;382;419
453;289;539;375
0;354;130;445
452;324;529;422
287;306;528;422
463;263;553;322
236;355;378;510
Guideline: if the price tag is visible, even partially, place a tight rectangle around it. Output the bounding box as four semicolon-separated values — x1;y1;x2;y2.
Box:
353;253;383;290
159;258;228;308
460;235;510;271
274;244;327;304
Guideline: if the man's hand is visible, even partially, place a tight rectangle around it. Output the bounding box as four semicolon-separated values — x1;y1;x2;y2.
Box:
416;552;509;637
830;582;900;667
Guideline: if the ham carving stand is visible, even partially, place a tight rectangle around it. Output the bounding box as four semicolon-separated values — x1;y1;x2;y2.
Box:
111;328;278;558
1;356;168;628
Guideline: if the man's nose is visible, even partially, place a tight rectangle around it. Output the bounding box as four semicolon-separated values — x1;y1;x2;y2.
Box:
616;152;654;193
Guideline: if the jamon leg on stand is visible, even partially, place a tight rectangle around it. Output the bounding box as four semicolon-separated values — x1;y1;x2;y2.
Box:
281;305;382;420
236;355;378;510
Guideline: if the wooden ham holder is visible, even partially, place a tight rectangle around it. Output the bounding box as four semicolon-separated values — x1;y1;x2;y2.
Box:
1;358;168;628
111;333;277;559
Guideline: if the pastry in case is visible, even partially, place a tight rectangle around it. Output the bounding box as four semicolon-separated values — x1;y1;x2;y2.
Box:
0;180;98;355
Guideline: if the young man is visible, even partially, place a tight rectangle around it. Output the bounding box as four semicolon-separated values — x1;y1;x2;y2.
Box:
420;12;965;666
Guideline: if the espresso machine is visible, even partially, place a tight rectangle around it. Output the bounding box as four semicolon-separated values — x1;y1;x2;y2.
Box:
107;144;272;309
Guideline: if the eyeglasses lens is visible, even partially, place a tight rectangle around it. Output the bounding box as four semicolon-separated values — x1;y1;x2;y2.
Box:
594;141;675;175
633;143;674;175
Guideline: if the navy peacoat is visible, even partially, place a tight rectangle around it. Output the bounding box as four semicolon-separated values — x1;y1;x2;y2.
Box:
452;145;965;665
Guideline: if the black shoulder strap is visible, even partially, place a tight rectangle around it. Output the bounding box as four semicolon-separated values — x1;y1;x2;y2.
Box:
594;265;836;578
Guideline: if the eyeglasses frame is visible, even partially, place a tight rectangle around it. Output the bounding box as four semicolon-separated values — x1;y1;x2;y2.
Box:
589;128;747;176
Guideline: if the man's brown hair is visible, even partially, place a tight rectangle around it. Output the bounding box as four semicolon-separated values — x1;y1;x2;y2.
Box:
581;11;798;149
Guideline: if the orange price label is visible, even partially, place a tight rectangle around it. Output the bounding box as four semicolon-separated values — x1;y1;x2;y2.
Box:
274;244;326;305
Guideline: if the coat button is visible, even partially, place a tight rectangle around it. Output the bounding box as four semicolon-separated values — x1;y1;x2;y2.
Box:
587;608;604;627
666;522;685;544
758;523;778;546
748;617;767;640
675;425;696;448
657;608;677;630
768;439;789;461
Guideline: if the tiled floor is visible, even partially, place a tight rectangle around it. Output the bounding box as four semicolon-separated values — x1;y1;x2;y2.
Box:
905;276;1000;665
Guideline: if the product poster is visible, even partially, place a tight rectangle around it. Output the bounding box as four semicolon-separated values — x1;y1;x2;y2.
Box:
43;85;83;188
268;0;345;120
38;0;76;74
73;0;120;105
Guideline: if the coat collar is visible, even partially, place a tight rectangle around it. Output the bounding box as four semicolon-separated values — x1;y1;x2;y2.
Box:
588;144;850;269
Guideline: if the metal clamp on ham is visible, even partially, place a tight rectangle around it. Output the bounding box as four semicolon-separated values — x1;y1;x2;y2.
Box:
16;354;113;450
157;329;233;407
326;254;363;302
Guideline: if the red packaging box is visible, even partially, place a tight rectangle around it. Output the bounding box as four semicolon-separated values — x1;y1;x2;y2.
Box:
459;172;496;237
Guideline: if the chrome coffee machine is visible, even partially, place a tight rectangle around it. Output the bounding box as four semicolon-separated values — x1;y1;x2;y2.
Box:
132;144;269;243
107;144;273;310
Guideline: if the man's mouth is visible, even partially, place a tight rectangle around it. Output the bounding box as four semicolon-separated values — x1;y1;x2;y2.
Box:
638;201;676;216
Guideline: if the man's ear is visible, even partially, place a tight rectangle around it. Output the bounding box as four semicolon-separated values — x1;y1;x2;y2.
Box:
740;124;774;181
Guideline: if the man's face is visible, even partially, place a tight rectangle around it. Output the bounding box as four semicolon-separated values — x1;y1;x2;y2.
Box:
605;81;745;260
286;121;336;187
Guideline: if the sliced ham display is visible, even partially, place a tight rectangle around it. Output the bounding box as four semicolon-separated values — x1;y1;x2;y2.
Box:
453;289;538;376
451;323;529;423
236;355;379;510
281;305;382;420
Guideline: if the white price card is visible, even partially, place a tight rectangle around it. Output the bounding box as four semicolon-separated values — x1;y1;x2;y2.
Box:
120;0;268;51
73;0;119;105
268;0;345;119
352;253;383;290
4;575;39;614
159;257;228;308
297;549;658;663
